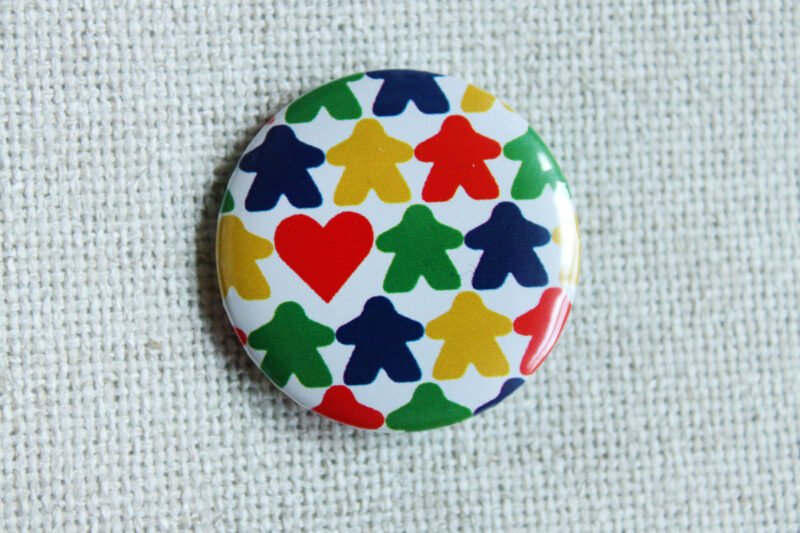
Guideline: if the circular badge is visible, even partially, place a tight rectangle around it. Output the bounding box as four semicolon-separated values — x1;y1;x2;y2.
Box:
217;70;580;431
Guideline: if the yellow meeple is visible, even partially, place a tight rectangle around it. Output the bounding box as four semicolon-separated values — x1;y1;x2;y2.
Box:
427;292;512;380
217;215;273;300
326;119;413;205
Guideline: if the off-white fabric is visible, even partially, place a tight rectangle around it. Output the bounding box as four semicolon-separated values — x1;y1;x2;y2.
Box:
2;1;798;531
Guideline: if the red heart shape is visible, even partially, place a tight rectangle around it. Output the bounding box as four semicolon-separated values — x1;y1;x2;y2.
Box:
275;212;373;302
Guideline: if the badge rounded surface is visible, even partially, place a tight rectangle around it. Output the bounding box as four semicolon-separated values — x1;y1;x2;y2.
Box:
217;70;580;431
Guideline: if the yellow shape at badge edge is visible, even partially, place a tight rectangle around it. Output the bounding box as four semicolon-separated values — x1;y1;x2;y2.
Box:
217;215;273;300
460;84;496;113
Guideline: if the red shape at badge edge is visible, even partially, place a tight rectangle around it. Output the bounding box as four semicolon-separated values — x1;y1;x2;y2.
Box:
313;385;385;430
513;287;572;376
233;327;248;345
275;212;373;303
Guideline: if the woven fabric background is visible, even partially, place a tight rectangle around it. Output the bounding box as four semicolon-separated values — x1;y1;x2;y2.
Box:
2;1;798;530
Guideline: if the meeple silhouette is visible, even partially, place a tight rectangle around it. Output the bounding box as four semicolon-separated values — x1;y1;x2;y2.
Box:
414;115;502;201
376;205;463;292
465;202;550;289
336;296;423;385
240;125;325;211
367;70;449;116
248;302;334;388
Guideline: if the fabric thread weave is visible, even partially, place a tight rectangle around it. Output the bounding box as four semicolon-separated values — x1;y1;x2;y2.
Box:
1;1;798;530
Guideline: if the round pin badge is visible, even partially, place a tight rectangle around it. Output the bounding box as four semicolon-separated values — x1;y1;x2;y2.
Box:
217;69;580;431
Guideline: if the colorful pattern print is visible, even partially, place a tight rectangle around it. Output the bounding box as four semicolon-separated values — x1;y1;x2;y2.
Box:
217;70;580;432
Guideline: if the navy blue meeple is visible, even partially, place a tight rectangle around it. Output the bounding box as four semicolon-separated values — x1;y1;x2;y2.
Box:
366;70;449;116
239;125;325;211
465;202;550;290
336;296;424;385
